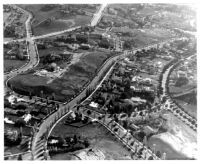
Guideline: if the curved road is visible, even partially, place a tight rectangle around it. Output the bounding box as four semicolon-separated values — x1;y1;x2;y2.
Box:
4;6;39;94
4;4;109;92
4;4;191;160
161;55;197;131
32;38;183;159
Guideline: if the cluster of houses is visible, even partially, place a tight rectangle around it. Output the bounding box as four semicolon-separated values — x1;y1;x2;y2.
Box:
4;41;28;60
4;92;59;148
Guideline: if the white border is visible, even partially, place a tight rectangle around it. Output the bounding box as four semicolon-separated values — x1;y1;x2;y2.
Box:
1;0;200;164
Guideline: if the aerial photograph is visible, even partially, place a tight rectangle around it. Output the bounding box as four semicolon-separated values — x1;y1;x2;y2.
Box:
3;2;197;160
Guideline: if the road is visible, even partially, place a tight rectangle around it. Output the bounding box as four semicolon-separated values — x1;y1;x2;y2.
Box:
31;38;180;159
161;55;197;131
172;87;196;98
4;4;108;44
32;52;119;158
4;3;109;92
12;4;33;38
4;5;39;94
90;4;107;27
31;26;81;40
4;3;108;90
80;109;160;160
4;3;192;160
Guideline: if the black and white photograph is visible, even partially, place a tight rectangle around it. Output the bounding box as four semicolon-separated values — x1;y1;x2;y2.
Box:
2;0;198;161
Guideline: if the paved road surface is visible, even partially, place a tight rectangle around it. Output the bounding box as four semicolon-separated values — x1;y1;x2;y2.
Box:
161;55;197;131
91;4;107;26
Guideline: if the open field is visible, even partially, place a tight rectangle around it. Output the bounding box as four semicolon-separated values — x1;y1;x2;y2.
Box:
168;64;197;118
9;50;114;102
4;60;27;73
148;111;197;159
33;20;73;36
174;99;197;118
18;4;95;36
50;122;131;160
33;15;91;36
104;4;196;31
112;27;176;48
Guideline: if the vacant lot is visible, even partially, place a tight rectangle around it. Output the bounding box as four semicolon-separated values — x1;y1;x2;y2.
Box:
148;111;197;159
33;20;73;36
50;122;131;160
9;50;114;102
18;4;94;36
4;59;27;73
112;27;176;48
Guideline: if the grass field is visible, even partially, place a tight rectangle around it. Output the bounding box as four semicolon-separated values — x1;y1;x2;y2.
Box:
18;4;93;36
174;99;197;118
4;59;27;73
33;20;73;36
112;27;176;48
9;49;114;102
50;122;131;160
33;15;92;36
169;67;197;118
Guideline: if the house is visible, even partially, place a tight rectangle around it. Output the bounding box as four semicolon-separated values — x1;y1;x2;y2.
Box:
89;101;99;108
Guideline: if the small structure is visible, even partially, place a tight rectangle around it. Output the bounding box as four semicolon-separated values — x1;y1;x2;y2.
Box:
89;102;99;108
22;113;32;123
131;97;147;103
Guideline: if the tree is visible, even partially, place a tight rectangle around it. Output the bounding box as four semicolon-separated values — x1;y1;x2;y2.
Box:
40;90;44;100
17;154;22;160
15;119;26;127
148;156;154;160
76;34;88;43
73;134;77;144
98;38;110;49
83;139;89;147
51;92;55;100
156;150;161;158
87;110;91;116
29;91;32;100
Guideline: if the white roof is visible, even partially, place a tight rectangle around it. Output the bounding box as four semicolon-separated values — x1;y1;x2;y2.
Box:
4;117;15;124
49;139;59;144
8;95;26;104
131;97;146;103
23;114;32;123
89;101;99;108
